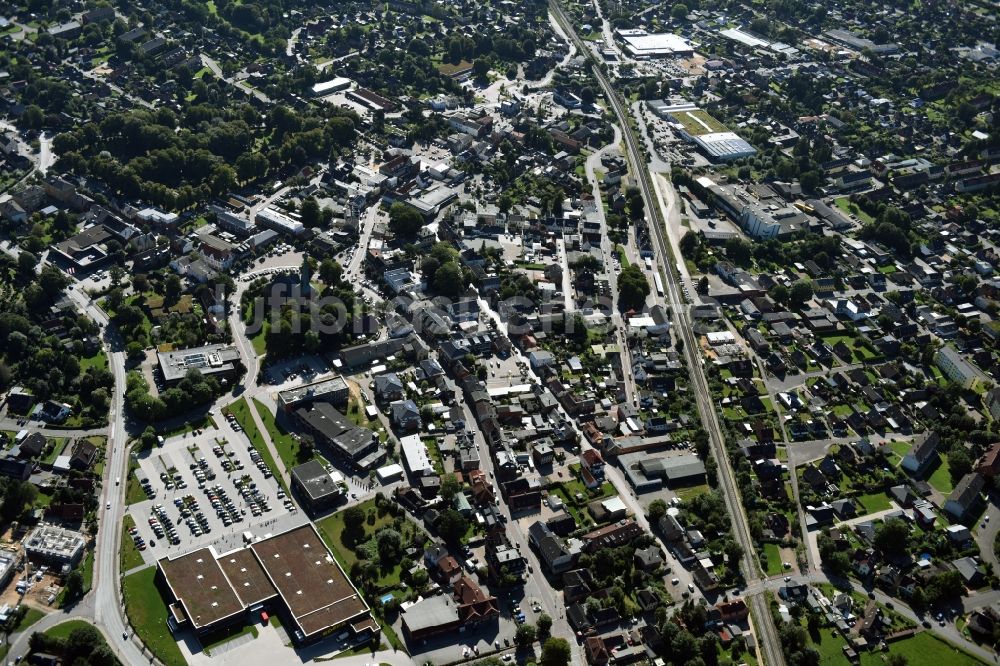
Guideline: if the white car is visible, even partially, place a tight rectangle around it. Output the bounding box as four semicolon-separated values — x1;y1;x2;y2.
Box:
106;502;111;509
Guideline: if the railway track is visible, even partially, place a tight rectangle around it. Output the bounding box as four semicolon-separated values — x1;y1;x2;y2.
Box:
547;3;786;663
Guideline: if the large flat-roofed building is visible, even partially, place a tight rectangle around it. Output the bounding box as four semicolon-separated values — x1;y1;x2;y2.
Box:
24;525;86;565
617;28;693;57
291;459;345;516
399;434;434;478
293;403;384;472
692;133;758;162
158;523;378;645
278;376;350;412
250;525;377;642
157;344;242;385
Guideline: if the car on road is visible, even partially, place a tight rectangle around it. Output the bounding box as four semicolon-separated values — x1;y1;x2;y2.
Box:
106;502;110;509
671;578;679;585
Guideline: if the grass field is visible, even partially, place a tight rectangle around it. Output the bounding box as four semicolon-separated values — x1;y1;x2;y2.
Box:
125;461;148;505
315;499;416;590
252;398;307;472
12;607;46;633
225;398;288;494
927;456;953;494
121;515;146;571
833;197;874;224
41;437;69;465
762;542;785;576
865;632;986;666
856;492;891;514
45;619;98;641
79;350;108;372
123;567;188;666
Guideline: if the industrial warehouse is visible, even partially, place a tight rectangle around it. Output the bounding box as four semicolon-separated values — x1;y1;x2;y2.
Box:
156;523;378;646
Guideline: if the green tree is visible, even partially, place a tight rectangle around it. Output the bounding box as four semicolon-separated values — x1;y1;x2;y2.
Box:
388;203;424;237
648;499;668;521
617;264;650;311
319;258;343;285
540;637;572;666
537;612;553;639
343;505;366;537
948;448;973;484
789;279;813;307
873;518;909;556
671;2;689;19
299;197;322;228
439;474;462;501
724;237;752;267
376;528;403;564
164;274;183;304
679;231;700;258
515;622;537;647
472;59;489;79
436;509;468;545
433;261;465;298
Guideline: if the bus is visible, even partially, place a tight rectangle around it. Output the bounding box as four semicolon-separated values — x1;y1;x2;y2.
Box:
644;257;653;272
653;273;664;297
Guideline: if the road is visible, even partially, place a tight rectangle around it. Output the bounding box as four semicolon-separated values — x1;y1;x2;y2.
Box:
65;284;153;666
548;3;786;664
200;54;273;105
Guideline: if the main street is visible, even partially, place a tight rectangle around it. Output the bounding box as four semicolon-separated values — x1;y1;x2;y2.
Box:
548;3;787;664
65;284;152;666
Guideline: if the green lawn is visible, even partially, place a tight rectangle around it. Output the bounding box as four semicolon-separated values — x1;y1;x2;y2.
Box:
675;483;710;502
252;398;308;473
125;461;148;505
615;244;630;267
927;457;953;494
762;542;785;576
11;607;46;633
123;567;188;666
315;499;416;591
856;492;891;514
888;440;912;459
833;197;874;224
58;548;94;607
45;619;98;641
250;321;268;356
79;350;108;372
860;632;986;666
121;515;145;571
809;626;849;664
225;399;288;494
41;437;69;465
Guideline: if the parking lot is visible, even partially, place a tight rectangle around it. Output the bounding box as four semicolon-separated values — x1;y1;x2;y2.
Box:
125;424;300;566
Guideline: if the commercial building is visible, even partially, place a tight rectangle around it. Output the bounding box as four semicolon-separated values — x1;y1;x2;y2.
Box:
291;460;345;516
158;523;378;645
278;376;350;412
692;133;758;162
312;77;352;96
157;344;242;386
616;29;694;57
24;525;86;565
293;403;384;472
255;206;306;237
399;434;435;477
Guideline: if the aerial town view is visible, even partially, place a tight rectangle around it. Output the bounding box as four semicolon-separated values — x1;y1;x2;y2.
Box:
0;0;997;664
